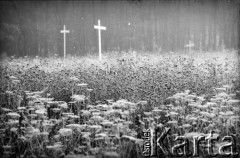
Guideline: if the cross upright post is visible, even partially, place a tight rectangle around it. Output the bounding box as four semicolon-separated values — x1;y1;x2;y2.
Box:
94;20;106;61
60;25;70;59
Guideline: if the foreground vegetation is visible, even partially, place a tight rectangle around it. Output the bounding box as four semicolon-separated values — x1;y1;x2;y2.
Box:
0;51;239;158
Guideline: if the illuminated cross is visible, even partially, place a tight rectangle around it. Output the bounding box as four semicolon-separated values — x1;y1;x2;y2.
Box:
94;20;106;61
184;40;195;53
60;25;70;59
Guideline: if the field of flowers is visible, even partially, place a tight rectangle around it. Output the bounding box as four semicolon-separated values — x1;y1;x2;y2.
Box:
0;51;239;158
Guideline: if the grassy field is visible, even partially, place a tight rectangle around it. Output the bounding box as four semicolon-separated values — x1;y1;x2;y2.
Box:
1;51;239;104
0;50;239;158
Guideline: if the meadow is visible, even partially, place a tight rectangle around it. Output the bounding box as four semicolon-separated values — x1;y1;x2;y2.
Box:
0;50;239;158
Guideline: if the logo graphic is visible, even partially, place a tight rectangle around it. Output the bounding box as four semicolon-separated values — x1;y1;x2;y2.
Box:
142;128;238;157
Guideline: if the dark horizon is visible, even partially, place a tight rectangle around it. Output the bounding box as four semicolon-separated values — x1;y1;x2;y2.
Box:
0;0;239;57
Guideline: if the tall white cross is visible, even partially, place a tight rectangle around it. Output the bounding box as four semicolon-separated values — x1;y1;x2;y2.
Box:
60;25;70;59
184;40;195;53
94;20;106;61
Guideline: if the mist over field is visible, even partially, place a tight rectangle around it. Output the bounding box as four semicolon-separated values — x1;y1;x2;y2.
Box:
0;0;239;57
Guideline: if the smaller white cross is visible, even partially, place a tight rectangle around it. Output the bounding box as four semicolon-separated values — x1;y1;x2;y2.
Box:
60;25;70;59
94;20;106;61
184;40;195;53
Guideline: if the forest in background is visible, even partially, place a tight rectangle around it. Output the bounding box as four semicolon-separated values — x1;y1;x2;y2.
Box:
0;0;239;57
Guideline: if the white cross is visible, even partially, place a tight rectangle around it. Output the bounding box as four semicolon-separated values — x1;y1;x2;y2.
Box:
94;20;106;61
184;40;195;53
60;25;70;59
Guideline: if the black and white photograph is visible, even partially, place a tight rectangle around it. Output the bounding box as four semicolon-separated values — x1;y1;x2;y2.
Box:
0;0;239;158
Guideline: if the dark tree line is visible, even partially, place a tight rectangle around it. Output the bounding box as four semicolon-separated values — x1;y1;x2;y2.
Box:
0;0;239;57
